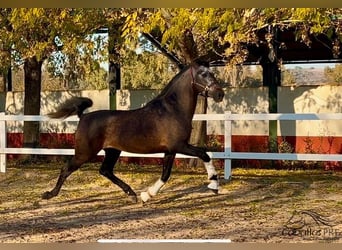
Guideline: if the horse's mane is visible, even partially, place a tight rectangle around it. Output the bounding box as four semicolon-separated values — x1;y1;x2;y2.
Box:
152;64;192;101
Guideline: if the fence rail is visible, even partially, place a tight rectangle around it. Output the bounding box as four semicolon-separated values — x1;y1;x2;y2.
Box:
1;112;342;179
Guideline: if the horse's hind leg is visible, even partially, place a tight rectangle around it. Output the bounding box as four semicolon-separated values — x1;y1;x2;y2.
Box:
141;153;175;202
42;155;87;199
177;143;211;162
99;148;137;203
203;152;219;194
177;144;219;193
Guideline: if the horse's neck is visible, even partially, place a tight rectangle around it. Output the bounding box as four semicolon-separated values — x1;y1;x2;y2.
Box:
164;72;198;120
145;68;198;121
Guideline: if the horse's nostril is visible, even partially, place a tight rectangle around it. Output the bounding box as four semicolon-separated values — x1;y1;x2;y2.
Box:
218;90;224;101
213;90;224;102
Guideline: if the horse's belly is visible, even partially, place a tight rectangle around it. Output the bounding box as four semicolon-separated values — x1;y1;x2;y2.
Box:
108;144;168;154
104;134;168;154
101;114;187;153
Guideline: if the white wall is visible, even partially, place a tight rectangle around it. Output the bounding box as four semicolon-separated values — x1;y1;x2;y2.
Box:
207;87;269;136
4;89;109;133
278;85;342;137
2;85;342;136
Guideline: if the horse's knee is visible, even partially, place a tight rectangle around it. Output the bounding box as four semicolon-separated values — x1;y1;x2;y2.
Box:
99;167;105;176
201;152;211;162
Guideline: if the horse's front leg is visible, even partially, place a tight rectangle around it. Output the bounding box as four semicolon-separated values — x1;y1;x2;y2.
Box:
141;153;175;203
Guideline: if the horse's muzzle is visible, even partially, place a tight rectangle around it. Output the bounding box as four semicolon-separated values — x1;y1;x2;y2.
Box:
212;88;224;102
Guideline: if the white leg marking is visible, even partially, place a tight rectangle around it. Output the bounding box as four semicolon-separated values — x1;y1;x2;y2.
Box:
148;179;165;196
204;158;219;191
204;161;217;180
140;179;165;202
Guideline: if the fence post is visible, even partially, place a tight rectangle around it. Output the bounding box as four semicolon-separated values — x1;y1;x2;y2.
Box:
224;111;232;180
0;112;6;173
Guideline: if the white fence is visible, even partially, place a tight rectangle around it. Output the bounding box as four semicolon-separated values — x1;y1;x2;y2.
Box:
1;112;342;179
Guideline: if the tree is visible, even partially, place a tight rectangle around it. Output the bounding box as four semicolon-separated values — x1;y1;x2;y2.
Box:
0;8;109;149
122;9;339;66
281;67;297;86
121;49;176;90
118;8;342;164
214;65;263;88
130;9;229;167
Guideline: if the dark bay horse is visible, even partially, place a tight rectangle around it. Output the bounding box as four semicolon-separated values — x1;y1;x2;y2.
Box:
43;62;224;203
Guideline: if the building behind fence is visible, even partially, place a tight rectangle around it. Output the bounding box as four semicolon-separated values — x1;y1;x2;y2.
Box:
1;85;341;169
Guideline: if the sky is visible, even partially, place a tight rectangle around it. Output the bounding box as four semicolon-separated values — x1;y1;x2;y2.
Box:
284;63;336;69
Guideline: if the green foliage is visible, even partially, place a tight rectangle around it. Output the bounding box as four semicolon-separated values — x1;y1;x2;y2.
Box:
212;65;263;88
0;8;108;75
1;8;341;91
121;50;176;89
324;65;342;83
281;68;297;86
0;8;120;91
123;8;342;66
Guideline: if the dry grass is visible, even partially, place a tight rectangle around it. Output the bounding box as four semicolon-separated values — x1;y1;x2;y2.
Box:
0;161;342;242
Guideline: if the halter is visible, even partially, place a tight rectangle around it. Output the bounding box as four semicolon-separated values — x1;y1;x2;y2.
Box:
190;66;211;97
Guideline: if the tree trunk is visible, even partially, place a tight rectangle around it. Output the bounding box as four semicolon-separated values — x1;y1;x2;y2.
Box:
7;68;12;92
23;56;43;149
108;23;122;110
173;28;208;168
156;16;208;167
188;95;208;167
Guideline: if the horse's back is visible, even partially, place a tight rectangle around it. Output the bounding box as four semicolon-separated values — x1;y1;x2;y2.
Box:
74;107;188;154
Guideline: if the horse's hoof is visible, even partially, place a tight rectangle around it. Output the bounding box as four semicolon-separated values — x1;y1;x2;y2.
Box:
207;181;219;194
128;194;138;203
140;191;151;203
208;181;219;190
210;188;219;195
41;191;54;200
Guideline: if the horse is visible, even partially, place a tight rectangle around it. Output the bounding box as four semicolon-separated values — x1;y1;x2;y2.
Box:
42;62;225;203
284;210;336;230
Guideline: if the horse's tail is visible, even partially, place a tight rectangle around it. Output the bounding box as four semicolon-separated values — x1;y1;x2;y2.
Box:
47;97;93;119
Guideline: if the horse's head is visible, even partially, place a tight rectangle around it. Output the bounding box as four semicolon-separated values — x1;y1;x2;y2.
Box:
190;64;224;102
285;212;306;230
284;210;335;230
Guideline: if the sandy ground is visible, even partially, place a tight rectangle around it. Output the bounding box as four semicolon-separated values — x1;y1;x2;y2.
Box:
0;163;342;243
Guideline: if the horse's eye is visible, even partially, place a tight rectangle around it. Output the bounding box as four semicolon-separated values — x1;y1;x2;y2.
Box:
201;72;209;77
